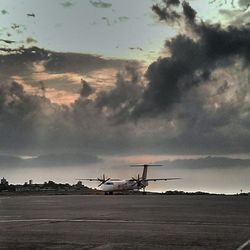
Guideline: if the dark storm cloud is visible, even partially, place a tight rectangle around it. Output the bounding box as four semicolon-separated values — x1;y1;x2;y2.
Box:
152;0;181;24
133;0;250;117
0;47;50;80
95;66;143;122
0;46;138;92
157;156;250;169
0;45;146;156
0;81;55;150
80;80;95;97
152;0;196;24
0;74;143;156
165;0;181;6
0;153;102;168
182;1;197;23
106;0;250;155
1;1;250;157
0;46;137;75
43;49;137;74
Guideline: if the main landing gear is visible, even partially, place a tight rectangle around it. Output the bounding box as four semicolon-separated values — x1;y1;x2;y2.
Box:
105;191;113;195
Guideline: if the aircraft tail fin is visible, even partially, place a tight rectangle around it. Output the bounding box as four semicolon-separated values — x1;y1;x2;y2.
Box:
130;164;163;180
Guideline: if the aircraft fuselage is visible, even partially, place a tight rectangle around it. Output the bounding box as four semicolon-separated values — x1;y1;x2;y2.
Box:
100;180;148;192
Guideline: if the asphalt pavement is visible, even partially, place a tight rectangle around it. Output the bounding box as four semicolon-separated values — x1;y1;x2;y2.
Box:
0;195;249;249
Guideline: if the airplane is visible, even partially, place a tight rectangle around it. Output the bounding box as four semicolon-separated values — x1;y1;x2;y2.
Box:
0;39;15;44
11;24;20;29
27;13;35;17
77;164;181;195
129;47;143;51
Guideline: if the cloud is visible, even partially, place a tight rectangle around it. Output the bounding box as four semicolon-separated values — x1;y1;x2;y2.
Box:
1;9;8;15
101;17;111;26
0;155;23;166
238;0;250;9
80;79;95;97
219;9;250;27
26;37;38;44
182;1;197;23
42;48;138;74
0;74;143;155
157;156;250;169
152;0;197;25
132;1;250;118
0;46;139;104
95;66;143;122
118;16;129;22
0;1;250;157
60;1;74;8
90;0;112;8
27;153;102;167
0;153;102;168
152;0;181;24
0;81;56;152
210;0;250;26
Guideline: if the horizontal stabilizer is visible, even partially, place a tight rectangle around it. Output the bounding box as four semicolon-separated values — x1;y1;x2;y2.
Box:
146;178;181;181
130;164;163;167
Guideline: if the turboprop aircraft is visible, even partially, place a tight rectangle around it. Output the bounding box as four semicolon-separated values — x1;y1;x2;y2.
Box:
77;164;181;194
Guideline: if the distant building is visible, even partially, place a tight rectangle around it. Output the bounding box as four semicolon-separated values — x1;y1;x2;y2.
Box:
29;180;33;185
1;177;8;186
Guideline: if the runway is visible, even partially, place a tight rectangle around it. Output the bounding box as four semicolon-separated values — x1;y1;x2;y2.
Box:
0;195;249;249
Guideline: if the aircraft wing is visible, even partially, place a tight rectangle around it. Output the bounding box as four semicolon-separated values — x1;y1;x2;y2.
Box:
145;178;181;181
76;178;121;181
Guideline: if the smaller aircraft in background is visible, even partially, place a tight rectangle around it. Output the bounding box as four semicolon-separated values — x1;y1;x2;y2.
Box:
0;39;15;44
11;24;20;29
27;13;35;17
77;164;181;195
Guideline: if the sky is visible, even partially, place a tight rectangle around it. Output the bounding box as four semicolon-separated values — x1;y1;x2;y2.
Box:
0;0;219;61
0;0;250;193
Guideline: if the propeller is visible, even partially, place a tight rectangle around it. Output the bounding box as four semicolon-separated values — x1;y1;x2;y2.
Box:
97;174;110;187
131;174;144;190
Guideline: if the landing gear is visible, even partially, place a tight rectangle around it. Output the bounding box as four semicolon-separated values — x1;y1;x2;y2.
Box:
142;188;147;195
104;191;113;195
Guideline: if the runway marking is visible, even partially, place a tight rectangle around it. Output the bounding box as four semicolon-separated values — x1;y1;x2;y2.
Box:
0;218;250;227
236;239;250;250
0;219;138;224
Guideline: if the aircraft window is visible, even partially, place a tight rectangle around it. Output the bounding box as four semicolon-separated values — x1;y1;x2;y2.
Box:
105;182;114;185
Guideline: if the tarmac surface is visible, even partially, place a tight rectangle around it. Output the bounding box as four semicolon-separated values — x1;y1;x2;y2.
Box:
0;195;250;249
